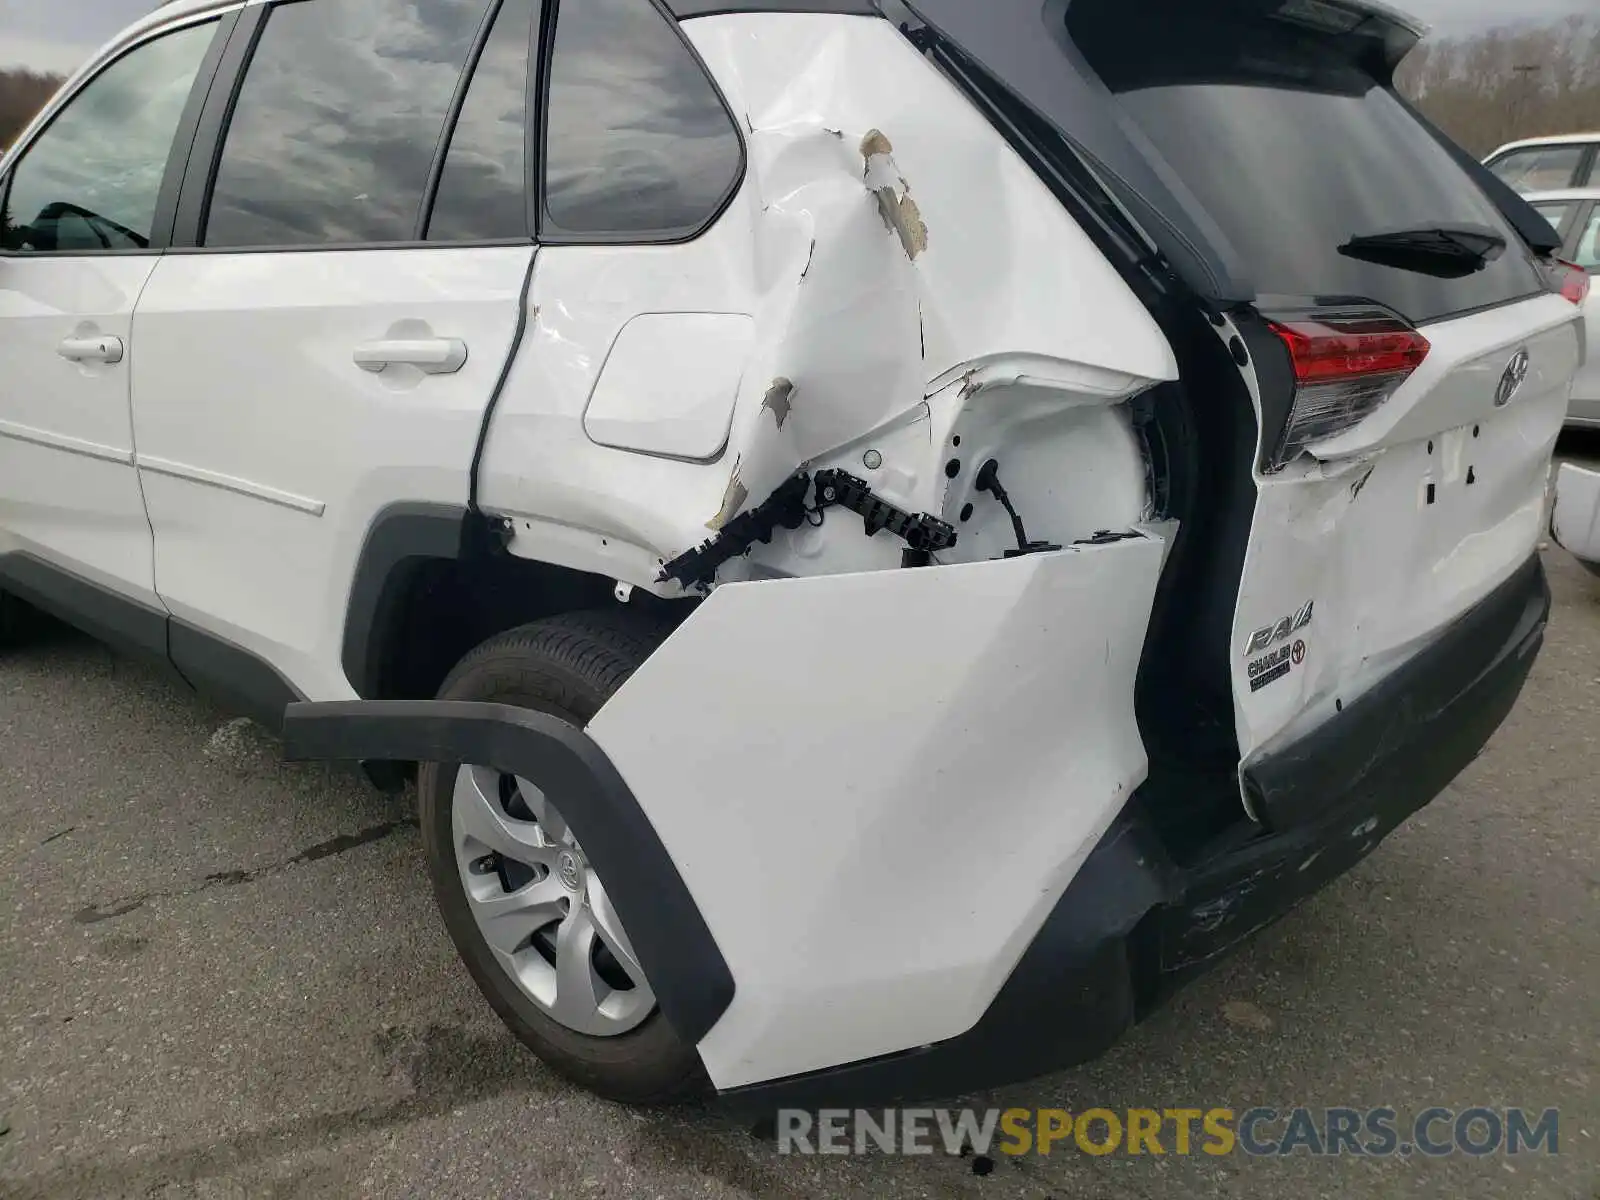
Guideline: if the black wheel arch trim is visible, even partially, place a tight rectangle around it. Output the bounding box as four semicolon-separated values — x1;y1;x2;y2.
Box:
340;503;473;700
279;698;736;1046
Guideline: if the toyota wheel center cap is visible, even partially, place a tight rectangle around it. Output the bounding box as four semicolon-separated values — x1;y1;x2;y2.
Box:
556;849;584;892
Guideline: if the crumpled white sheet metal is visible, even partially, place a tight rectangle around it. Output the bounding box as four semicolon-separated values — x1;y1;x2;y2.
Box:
479;12;1176;587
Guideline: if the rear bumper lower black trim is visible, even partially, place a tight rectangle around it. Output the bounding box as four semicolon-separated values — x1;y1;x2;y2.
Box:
721;553;1549;1109
280;699;735;1045
1243;554;1550;831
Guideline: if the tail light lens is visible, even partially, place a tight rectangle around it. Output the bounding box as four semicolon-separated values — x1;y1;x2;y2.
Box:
1264;310;1431;470
1544;258;1591;306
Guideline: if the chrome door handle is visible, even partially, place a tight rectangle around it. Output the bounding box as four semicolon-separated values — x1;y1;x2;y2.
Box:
353;337;467;375
57;335;124;364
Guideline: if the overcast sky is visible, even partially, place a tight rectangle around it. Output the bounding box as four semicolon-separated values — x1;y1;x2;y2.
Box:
0;0;1593;72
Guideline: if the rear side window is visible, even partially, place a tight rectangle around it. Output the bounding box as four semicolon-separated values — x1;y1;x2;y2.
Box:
428;0;539;241
1487;145;1586;193
543;0;742;239
205;0;491;248
1068;1;1545;325
1576;209;1600;272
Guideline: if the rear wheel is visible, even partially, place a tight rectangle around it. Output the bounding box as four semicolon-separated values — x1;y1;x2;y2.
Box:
417;611;705;1104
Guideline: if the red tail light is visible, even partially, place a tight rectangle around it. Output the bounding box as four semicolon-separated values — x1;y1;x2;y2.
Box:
1544;258;1591;306
1264;311;1431;470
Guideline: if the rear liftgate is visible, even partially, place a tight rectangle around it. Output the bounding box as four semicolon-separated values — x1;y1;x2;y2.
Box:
905;0;1585;830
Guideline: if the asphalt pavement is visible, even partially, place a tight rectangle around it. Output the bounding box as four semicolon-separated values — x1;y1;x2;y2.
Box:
2;437;1598;1199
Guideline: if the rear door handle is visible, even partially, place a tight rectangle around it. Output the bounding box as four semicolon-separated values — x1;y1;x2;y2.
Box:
353;337;467;375
58;335;124;364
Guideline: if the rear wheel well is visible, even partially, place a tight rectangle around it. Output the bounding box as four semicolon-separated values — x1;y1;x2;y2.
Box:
363;552;688;703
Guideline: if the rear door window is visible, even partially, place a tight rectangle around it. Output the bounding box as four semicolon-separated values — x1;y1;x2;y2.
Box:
427;0;539;241
204;0;491;248
1487;145;1586;193
1068;0;1545;325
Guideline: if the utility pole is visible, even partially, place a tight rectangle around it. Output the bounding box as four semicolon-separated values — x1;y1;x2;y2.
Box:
1508;63;1540;139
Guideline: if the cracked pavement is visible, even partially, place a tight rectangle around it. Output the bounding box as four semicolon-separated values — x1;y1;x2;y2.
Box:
1;439;1598;1199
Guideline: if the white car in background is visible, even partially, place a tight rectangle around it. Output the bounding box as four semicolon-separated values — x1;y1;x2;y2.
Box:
1526;186;1600;576
1523;189;1600;427
1487;134;1600;196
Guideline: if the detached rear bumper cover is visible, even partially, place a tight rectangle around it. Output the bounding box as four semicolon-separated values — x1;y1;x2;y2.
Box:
284;552;1547;1106
720;553;1548;1108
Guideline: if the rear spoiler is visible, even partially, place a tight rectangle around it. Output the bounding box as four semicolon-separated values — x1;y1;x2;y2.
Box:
897;0;1560;303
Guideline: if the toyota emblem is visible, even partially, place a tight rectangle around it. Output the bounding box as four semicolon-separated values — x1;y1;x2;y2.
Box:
557;850;583;892
1494;348;1530;408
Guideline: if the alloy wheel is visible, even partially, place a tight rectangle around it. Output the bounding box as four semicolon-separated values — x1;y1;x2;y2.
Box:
451;765;654;1036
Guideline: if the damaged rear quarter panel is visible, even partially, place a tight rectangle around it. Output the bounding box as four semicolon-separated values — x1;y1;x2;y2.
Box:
475;12;1176;585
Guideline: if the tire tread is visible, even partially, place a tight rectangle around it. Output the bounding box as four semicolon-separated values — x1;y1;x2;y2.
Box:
419;608;705;1106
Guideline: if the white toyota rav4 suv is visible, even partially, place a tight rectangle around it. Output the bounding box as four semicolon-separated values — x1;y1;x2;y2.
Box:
0;0;1588;1107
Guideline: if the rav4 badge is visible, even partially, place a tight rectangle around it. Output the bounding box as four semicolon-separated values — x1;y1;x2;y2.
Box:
1244;600;1314;657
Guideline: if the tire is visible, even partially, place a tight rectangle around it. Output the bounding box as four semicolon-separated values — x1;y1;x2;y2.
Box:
417;610;706;1105
0;590;36;651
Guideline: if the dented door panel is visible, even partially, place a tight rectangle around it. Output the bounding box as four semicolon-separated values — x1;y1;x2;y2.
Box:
475;14;1176;589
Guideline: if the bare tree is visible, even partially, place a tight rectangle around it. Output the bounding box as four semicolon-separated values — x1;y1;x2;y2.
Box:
1397;14;1600;155
0;69;64;149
